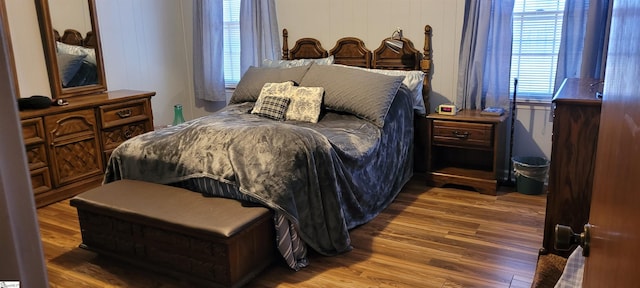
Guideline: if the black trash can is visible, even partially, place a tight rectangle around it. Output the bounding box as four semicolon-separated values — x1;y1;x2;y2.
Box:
512;156;549;195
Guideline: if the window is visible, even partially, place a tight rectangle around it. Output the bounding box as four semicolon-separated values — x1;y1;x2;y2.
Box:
223;0;241;86
510;0;566;101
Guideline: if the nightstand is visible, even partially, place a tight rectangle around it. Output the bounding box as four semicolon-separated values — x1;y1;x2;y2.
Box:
426;110;507;195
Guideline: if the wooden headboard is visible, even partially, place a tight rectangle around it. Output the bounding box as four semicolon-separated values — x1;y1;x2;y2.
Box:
54;29;96;48
282;25;433;111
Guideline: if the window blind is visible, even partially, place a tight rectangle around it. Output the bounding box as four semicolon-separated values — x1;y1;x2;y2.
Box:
223;0;241;86
510;0;566;100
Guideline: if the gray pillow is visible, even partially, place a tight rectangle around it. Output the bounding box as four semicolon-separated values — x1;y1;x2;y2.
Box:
229;64;311;104
57;52;87;87
299;64;404;127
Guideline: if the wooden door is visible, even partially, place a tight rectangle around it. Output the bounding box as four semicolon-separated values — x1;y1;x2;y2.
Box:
583;0;640;286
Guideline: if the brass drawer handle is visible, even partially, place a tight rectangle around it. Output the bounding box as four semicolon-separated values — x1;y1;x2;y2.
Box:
452;131;469;139
116;109;132;118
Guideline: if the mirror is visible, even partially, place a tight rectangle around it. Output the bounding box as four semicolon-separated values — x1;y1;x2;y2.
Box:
35;0;106;99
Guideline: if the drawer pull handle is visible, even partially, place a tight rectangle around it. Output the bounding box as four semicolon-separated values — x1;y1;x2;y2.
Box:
452;131;469;139
124;129;133;139
116;109;132;118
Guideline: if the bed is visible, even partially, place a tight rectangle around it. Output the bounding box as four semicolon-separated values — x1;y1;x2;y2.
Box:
53;28;99;88
104;25;433;271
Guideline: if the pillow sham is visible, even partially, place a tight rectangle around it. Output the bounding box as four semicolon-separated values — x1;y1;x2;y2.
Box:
57;52;87;87
251;81;295;115
262;55;334;68
229;64;311;104
252;95;291;121
57;41;97;65
332;64;426;114
299;64;404;127
286;86;324;123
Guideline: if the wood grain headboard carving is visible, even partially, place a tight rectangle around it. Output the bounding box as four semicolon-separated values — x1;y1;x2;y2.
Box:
54;29;96;48
329;37;372;68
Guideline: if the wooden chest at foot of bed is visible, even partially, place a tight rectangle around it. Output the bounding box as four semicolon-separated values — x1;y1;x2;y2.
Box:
70;179;275;288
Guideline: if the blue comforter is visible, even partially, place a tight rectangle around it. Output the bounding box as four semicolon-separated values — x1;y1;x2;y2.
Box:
104;86;414;257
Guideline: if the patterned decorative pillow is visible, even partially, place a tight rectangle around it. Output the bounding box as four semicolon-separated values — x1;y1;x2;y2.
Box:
251;81;295;114
252;96;291;121
286;86;324;123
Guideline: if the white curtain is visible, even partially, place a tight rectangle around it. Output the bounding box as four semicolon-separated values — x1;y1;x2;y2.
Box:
554;0;613;91
456;0;515;110
239;0;281;77
193;0;226;102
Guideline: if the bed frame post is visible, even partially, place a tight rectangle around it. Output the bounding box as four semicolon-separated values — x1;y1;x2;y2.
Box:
282;28;289;60
421;25;433;112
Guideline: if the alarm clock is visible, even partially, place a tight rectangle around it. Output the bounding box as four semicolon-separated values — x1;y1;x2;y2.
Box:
437;104;458;115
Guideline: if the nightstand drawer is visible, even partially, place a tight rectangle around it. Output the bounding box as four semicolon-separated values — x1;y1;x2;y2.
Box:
432;120;493;148
99;99;151;129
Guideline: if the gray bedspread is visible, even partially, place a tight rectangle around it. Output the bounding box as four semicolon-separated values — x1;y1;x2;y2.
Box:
104;86;414;257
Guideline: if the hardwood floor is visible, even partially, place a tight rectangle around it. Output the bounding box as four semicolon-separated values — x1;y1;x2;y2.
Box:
37;176;546;287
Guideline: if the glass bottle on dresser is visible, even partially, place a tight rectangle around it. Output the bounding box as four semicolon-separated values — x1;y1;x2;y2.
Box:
172;104;185;126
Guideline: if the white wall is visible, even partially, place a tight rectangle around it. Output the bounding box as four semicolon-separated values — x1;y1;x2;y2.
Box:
96;0;193;126
49;0;91;35
276;0;552;160
512;103;553;160
276;0;466;113
5;0;50;98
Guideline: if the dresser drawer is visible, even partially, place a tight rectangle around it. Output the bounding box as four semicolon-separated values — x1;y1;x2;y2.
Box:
432;120;493;148
22;118;46;145
22;118;49;170
99;99;151;129
101;121;151;152
25;143;48;170
30;167;52;195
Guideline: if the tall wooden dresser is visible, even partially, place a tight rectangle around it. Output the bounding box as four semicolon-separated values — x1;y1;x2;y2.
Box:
20;90;155;208
542;78;602;257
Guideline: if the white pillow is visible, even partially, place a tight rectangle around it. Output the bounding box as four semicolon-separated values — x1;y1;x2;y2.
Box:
251;81;295;115
286;86;324;123
56;41;97;65
331;64;426;115
262;55;334;68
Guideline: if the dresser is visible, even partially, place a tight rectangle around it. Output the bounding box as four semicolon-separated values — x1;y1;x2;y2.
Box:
542;78;602;257
426;110;507;195
20;90;155;208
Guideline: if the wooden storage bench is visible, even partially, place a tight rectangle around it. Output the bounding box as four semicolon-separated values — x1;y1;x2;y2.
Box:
70;179;275;288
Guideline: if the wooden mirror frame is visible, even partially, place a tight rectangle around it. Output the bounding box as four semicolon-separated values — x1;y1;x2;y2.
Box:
35;0;106;99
